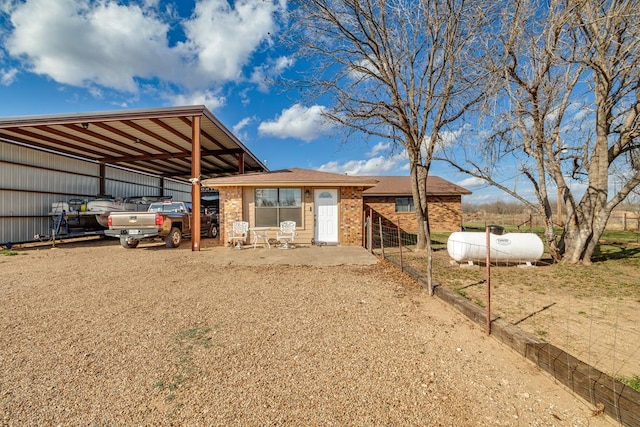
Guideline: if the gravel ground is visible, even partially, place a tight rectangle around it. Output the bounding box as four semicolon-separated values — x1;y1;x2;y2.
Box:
0;240;614;426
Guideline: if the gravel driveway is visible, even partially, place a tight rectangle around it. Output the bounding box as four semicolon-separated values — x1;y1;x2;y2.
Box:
0;240;613;425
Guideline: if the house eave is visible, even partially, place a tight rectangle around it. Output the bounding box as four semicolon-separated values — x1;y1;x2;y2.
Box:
364;191;470;197
202;181;377;188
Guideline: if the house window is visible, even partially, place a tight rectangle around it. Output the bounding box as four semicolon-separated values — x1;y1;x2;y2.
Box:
255;188;302;226
395;197;415;212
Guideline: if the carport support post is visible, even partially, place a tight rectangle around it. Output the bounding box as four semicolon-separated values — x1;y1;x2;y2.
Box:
99;163;106;195
237;152;245;174
191;115;201;251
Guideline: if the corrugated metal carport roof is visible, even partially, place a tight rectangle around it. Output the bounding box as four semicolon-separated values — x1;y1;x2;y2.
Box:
0;105;267;180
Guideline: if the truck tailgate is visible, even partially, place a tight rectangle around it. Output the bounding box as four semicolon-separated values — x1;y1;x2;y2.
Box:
108;212;159;229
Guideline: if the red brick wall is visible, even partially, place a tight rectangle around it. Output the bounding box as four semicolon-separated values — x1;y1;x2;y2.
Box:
364;195;463;233
219;186;243;243
217;187;462;244
340;187;365;246
218;186;368;246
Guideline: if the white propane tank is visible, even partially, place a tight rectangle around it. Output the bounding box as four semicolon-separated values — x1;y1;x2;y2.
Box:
447;230;544;263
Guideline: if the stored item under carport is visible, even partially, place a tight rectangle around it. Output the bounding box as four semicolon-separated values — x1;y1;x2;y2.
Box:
104;200;218;248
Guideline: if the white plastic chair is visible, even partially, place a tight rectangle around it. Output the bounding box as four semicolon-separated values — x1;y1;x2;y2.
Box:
276;221;297;249
228;221;249;249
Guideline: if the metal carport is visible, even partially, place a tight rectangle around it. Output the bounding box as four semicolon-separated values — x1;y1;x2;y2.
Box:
0;105;268;251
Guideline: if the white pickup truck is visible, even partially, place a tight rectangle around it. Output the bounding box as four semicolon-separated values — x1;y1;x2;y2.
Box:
104;201;218;248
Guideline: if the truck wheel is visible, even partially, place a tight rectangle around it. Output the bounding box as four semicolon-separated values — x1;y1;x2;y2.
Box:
166;227;182;248
120;237;139;249
207;224;218;238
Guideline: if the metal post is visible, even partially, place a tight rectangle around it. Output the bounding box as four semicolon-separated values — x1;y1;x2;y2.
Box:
368;208;373;253
99;163;106;195
378;217;385;259
363;210;368;248
191;115;201;251
397;217;403;272
485;226;491;335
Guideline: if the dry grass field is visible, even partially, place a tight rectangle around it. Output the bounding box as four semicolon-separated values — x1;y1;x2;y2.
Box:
381;232;640;384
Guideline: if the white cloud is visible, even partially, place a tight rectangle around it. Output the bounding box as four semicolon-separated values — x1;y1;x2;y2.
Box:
142;0;160;8
231;116;256;141
367;141;392;157
258;104;333;141
250;55;294;92
181;0;285;83
169;90;226;111
249;67;268;93
318;154;407;176
456;176;487;189
3;0;286;94
87;86;104;99
232;116;253;135
308;135;411;175
0;0;14;14
432;125;467;151
464;190;514;204
348;58;378;81
0;67;17;85
6;0;179;92
274;56;294;73
317;141;408;176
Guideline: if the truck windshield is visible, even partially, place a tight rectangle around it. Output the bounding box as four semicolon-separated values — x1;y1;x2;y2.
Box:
148;203;185;213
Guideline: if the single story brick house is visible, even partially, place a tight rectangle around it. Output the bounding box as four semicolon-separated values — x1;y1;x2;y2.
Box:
201;168;378;246
201;168;470;246
363;175;472;234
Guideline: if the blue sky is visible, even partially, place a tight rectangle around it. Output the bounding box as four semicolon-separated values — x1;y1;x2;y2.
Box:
0;0;522;204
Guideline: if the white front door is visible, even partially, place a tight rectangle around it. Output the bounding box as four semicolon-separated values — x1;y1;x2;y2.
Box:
315;189;338;243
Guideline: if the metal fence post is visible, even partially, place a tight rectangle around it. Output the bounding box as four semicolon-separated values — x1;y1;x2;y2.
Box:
368;208;373;253
397;217;403;272
485;226;491;335
378;217;385;259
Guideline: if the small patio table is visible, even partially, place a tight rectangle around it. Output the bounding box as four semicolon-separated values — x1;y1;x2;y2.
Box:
250;227;271;249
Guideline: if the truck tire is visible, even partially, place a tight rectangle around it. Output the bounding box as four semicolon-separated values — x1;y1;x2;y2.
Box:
120;237;139;249
166;227;182;248
207;224;218;238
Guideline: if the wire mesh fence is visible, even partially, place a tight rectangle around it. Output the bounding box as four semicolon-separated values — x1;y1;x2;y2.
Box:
464;210;640;233
365;218;640;387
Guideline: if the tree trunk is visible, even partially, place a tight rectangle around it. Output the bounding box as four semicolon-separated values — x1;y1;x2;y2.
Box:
561;201;611;265
424;218;434;295
409;159;434;293
410;162;429;252
543;218;562;263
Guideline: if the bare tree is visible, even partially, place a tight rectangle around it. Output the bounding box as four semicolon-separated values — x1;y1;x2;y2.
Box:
437;0;640;264
284;0;493;292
